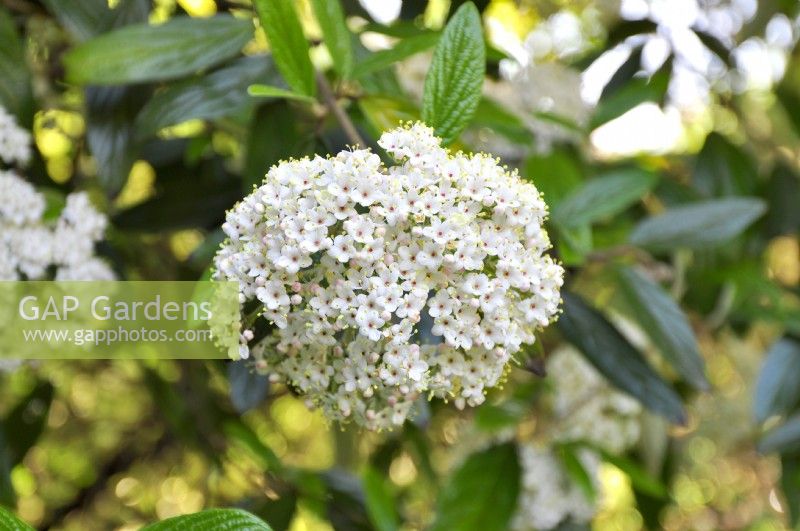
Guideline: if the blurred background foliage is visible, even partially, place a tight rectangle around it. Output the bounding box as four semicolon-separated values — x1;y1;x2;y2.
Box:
1;0;800;529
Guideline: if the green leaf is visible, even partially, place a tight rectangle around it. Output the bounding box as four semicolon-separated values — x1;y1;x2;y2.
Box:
63;15;252;85
2;381;54;466
223;419;283;472
523;147;584;207
758;414;800;454
781;454;800;527
86;86;146;195
42;0;148;41
254;0;316;97
591;63;670;129
598;450;668;499
141;508;273;531
0;506;33;531
764;163;800;237
553;167;658;228
754;338;800;423
600;46;642;101
244;101;316;189
0;425;15;507
310;0;353;78
422;2;485;145
629;197;767;251
136;56;277;137
558;291;686;424
362;466;400;531
471;98;533;145
228;361;270;414
430;442;520;531
605;18;658;47
247;84;316;103
555;444;596;503
693;133;756;197
0;7;33;125
352;32;440;78
694;29;732;66
777;84;800;138
616;266;709;391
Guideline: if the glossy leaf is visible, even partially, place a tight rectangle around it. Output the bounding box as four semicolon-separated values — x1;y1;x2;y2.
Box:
254;0;316;97
136;56;277;137
352;32;440;78
64;15;251;85
141;508;272;531
310;0;353;78
430;442;520;531
247;84;316;103
559;291;686;424
616;266;709;391
754;338;800;422
42;0;148;41
629;197;767;251
362;466;400;531
228;360;270;414
0;506;33;531
422;2;485;145
553;167;658;228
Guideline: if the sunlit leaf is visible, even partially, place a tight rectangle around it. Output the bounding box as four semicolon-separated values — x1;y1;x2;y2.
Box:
64;15;252;85
352;32;440;78
253;0;316;96
0;506;33;531
362;466;400;531
247;84;316;103
310;0;353;78
422;2;485;145
141;508;272;531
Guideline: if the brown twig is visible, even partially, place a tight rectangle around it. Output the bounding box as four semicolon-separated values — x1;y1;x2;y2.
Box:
315;71;366;148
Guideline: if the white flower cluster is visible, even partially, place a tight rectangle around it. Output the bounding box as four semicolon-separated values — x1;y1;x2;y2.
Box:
0;106;32;167
0;170;115;281
214;122;564;430
512;347;641;530
512;445;599;531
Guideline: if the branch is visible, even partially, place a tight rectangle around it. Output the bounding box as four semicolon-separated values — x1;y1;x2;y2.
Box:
315;71;366;148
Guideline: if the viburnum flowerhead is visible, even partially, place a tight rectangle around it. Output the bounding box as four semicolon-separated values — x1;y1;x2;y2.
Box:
213;122;564;430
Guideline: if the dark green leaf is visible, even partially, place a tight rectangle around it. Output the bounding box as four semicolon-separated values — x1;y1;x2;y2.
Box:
2;380;54;466
600;46;643;101
553;167;658;228
0;425;15;507
471;98;533;145
591;66;670;129
86;86;146;195
694;29;732;66
42;0;148;41
352;32;440;78
0;7;33;125
693;132;756;197
141;508;272;531
247;84;316;103
597;449;668;499
758;414;800;454
777;84;800;137
430;442;520;531
754;338;800;422
136;56;277;137
764;163;800;237
606;18;658;47
223;419;283;472
244;101;317;189
0;506;33;531
474;400;529;432
362;466;400;531
322;469;373;531
422;2;485;145
228;361;270;414
556;223;593;266
254;0;316;97
64;15;252;85
523;147;584;206
616;266;709;391
555;444;596;503
310;0;353;78
781;454;800;527
559;292;686;424
629;197;767;251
